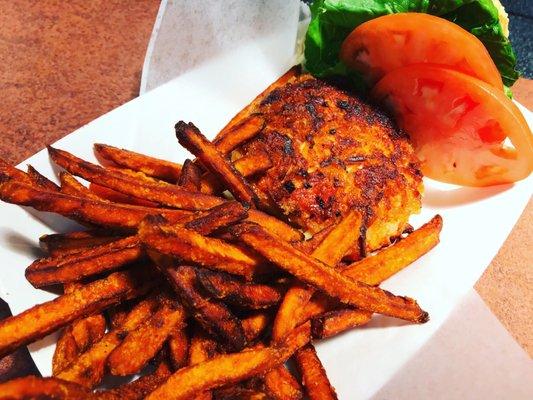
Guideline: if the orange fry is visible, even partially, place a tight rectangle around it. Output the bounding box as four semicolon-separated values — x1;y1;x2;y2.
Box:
0;376;89;399
263;364;304;400
26;165;60;191
295;344;338;400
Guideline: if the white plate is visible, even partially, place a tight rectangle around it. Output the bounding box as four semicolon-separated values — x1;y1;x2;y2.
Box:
0;41;531;399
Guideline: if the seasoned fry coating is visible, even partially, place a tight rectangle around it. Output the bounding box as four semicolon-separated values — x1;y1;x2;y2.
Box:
295;344;338;400
0;269;152;358
188;330;219;400
57;296;159;387
168;327;189;370
273;210;363;340
178;159;203;191
39;230;123;257
197;269;283;309
241;312;270;343
89;183;159;207
311;308;372;339
214;114;266;155
0;180;194;228
91;361;172;400
108;300;186;376
94;143;183;183
343;215;443;285
176;121;259;207
214;387;270;400
263;364;303;400
26;236;142;287
167;266;246;352
0;159;32;184
49;146;223;210
145;322;310;400
27;165;61;191
59;171;102;200
0;376;89;399
140;222;264;279
233;151;272;178
231;222;429;323
184;201;248;235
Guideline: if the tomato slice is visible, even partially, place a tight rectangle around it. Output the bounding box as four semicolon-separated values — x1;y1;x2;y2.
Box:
372;65;533;186
340;13;503;90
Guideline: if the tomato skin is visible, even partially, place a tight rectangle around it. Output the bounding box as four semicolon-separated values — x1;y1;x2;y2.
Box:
341;13;503;90
372;64;533;186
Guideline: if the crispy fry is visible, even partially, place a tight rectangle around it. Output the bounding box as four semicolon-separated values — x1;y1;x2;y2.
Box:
26;236;142;287
108;298;186;376
89;183;159;207
145;322;310;400
94;143;183;183
214;387;270;400
59;171;102;200
140;222;264;279
343;215;443;285
91;361;172;400
214;114;266;155
178;159;203;191
292;224;335;254
166;266;246;352
0;376;90;399
231;222;429;323
40;230;124;257
168;327;189;370
0;269;153;358
197;269;283;309
246;209;303;242
0;180;194;229
263;365;304;400
176;121;259;207
241;312;270;343
57;295;160;387
184;201;248;236
26;165;61;191
49;146;223;210
189;330;219;400
311;308;372;339
0;160;34;186
215;66;300;139
273;210;363;340
295;344;338;400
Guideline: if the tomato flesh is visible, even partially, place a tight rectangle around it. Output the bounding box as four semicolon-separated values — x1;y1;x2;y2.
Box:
372;65;533;186
341;13;503;90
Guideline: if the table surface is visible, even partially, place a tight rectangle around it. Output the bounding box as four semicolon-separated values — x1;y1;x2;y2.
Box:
0;0;531;379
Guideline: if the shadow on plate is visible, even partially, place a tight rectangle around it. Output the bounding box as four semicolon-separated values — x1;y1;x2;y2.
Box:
423;183;513;208
0;230;44;259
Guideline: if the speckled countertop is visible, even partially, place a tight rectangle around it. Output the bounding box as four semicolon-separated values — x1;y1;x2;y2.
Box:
0;0;531;379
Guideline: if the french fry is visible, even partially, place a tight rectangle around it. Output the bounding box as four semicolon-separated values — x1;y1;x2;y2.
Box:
0;376;90;399
49;146;223;210
168;327;189;370
89;182;160;207
343;215;443;285
197;269;283;309
59;171;102;200
263;364;304;400
273;210;363;341
0;159;32;184
107;297;186;376
166;266;246;352
94;143;183;183
39;230;124;257
178;159;203;191
26;236;142;287
91;361;172;400
26;165;61;191
246;209;303;242
292;224;335;254
213;386;270;400
241;312;270;343
176;121;259;207
230;222;429;323
57;295;160;387
0;180;195;229
189;329;219;400
213;114;266;155
295;344;338;400
184;201;248;236
0;269;153;358
145;321;311;400
311;308;372;339
140;221;265;280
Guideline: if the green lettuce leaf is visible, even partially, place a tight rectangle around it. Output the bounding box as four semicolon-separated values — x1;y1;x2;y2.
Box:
304;0;520;91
